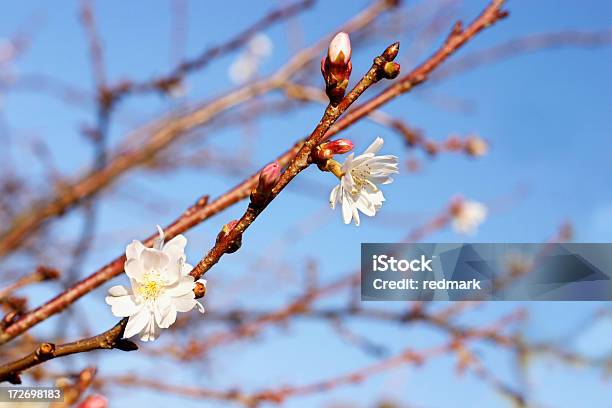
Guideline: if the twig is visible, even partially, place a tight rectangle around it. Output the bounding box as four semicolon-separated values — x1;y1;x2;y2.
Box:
0;266;60;299
0;318;136;384
0;0;506;345
0;0;393;258
189;41;401;278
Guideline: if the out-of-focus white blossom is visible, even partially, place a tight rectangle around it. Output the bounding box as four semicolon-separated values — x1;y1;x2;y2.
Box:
228;33;273;84
248;33;272;58
451;199;487;235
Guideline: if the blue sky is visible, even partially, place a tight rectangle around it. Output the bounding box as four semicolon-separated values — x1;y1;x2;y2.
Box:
1;1;611;407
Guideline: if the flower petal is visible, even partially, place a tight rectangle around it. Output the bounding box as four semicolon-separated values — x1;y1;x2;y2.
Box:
329;185;340;209
126;240;145;260
173;293;197;312
352;206;360;226
341;190;354;224
139;318;160;342
157;303;177;329
163;258;182;284
181;262;194;276
355;193;376;216
153;225;165;250
124;307;152;339
363;137;384;155
141;248;170;272
106;294;140;317
166;276;195;297
108;285;130;297
341;153;355;173
163;235;187;260
125;258;144;282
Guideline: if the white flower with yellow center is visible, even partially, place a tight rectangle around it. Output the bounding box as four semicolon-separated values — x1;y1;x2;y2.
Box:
329;137;399;225
106;227;205;341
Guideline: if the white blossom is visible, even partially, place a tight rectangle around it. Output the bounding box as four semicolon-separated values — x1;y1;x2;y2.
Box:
228;33;273;84
329;137;399;226
229;54;258;84
451;200;487;235
248;33;273;58
106;226;205;341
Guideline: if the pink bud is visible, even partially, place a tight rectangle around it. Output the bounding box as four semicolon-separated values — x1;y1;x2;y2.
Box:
218;220;239;241
328;32;351;66
257;161;281;195
324;139;354;155
77;394;108;408
449;195;465;216
216;220;242;253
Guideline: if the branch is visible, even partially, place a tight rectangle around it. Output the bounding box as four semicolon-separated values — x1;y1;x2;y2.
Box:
0;318;136;384
0;0;506;345
189;41;401;278
0;0;393;258
0;266;60;299
190;0;508;279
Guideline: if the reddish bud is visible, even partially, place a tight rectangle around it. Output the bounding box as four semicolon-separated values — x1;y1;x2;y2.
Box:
383;42;400;61
255;161;280;198
36;265;61;281
217;220;242;253
251;162;281;207
194;281;207;299
322;33;352;105
312;146;334;163
321;139;354;155
312;139;354;166
444;135;463;151
328;32;351;66
217;220;239;243
77;394;108;408
449;195;465;217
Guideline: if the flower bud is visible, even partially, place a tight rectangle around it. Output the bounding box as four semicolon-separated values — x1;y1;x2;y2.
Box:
465;136;488;157
322;32;352;105
382;61;400;79
322;139;354;155
382;42;400;61
36;265;61;281
216;220;242;253
444;135;463;151
194;279;207;299
251;161;280;206
77;394;108;408
217;220;238;243
328;32;351;66
312;139;354;165
312;145;334;163
259;161;280;191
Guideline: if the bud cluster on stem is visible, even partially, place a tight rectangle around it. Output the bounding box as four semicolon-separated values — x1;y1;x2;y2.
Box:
321;32;352;106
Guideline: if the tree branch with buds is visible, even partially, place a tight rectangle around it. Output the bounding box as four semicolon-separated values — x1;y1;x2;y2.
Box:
0;0;508;348
0;318;136;384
